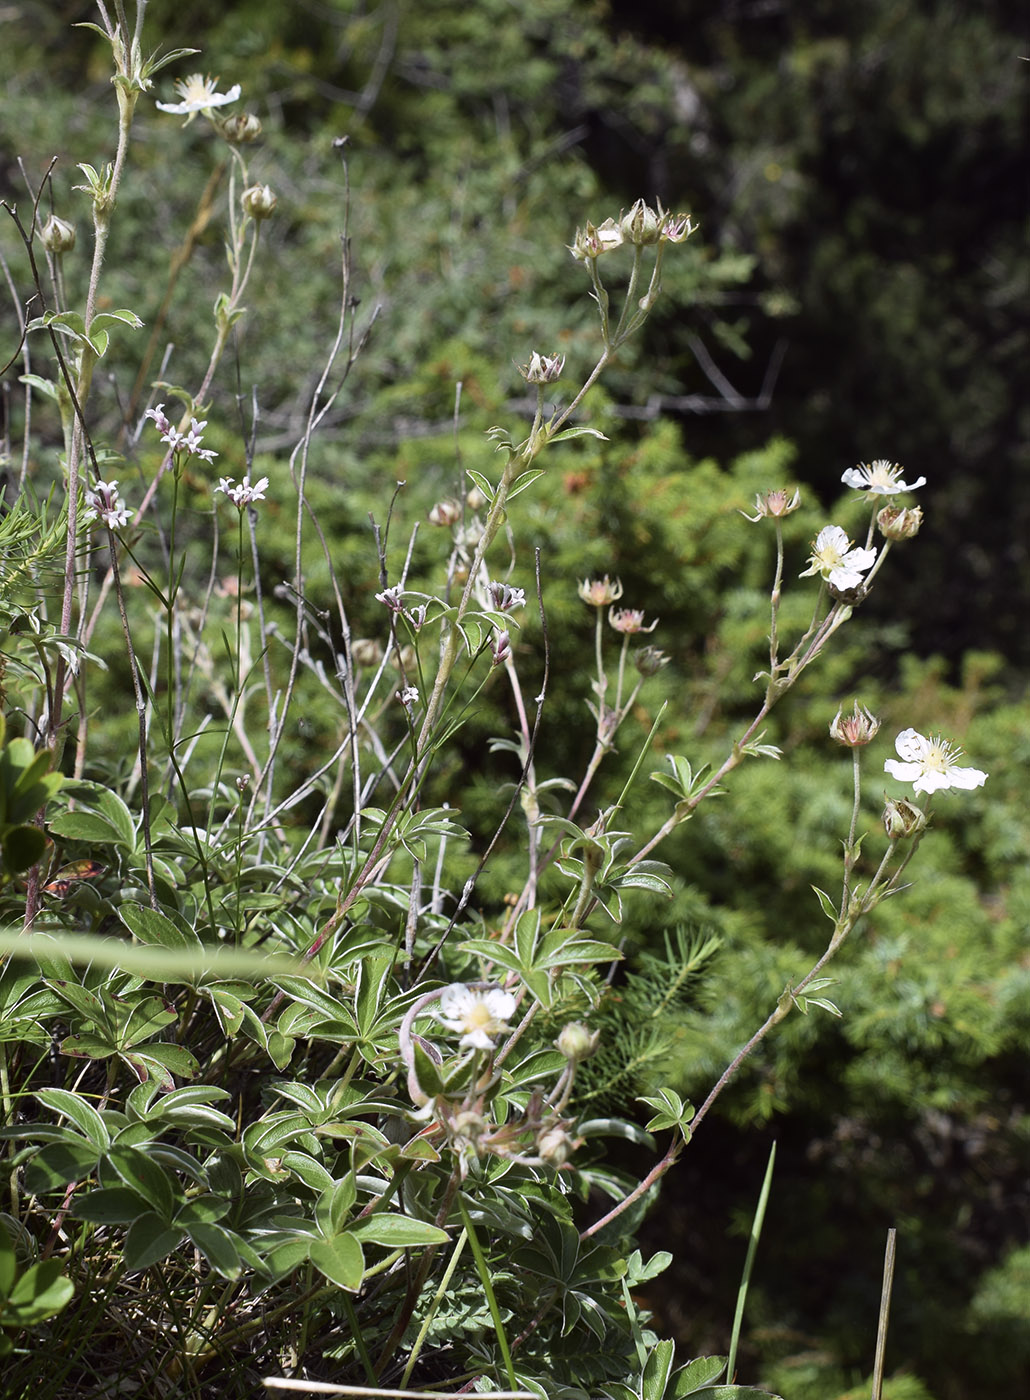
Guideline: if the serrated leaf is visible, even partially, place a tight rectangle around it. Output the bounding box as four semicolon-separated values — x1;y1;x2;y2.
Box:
642;1339;676;1400
671;1356;727;1395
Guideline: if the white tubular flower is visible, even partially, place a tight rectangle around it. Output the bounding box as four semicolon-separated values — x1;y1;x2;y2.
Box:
800;525;877;591
216;475;269;508
84;480;131;530
841;460;926;495
435;984;516;1050
884;728;988;795
156;74;242;122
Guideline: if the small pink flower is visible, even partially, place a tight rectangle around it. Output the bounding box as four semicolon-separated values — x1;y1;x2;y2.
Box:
608;607;657;635
578;575;623;607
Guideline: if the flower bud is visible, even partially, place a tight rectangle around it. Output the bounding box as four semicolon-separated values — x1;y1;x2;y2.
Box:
557;1022;600;1063
829;701;881;747
242;183;277;220
466;485;487;512
218;112;263;144
41;214;76;255
877;504;924;541
882;794;927;840
519;351;565;384
620;199;662;246
452;1109;487;1144
537;1125;575;1168
634;645;669;677
428;499;462;527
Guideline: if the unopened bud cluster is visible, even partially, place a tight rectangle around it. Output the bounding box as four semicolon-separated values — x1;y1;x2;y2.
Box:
569;200;695;261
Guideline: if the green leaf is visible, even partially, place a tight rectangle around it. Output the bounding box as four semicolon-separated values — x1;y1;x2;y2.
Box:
308;1233;364;1291
466;469;494;501
1;824;47;874
411;1038;445;1098
23;1140;99;1194
0;1229;16;1295
120;904;199;949
811;886;839;923
280;1151;335;1192
6;1258;74;1322
316;1176;357;1238
71;1186;149;1224
47;811;123;844
507;467;545;499
123;1212;183;1271
91;309;144;333
18;374;58;402
642;1339;676;1400
690;1390;782;1399
187;1223;242;1279
107;1145;177;1220
672;1356;727;1395
35;1088;111;1150
349;1214;449;1247
549;425;608;443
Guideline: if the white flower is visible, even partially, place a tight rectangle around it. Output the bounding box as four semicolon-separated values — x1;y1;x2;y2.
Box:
216;475;268;508
154;413;218;462
156;74;242;122
435;984;516;1050
800;524;877;591
84;480;130;530
841;460;926;496
884;728;988;795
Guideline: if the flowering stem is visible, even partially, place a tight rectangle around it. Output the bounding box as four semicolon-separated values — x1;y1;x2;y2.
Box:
769;519;785;669
107;524;157;909
840;747;863;914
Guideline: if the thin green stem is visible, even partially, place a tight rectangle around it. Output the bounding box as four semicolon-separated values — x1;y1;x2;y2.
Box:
458;1196;517;1391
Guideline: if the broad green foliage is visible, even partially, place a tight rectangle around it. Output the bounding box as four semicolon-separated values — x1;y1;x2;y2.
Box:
0;4;1025;1400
